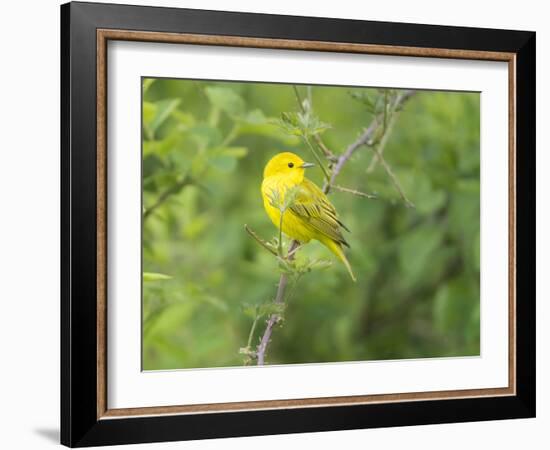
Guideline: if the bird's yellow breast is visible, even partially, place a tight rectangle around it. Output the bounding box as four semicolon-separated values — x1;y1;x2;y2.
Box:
261;176;314;243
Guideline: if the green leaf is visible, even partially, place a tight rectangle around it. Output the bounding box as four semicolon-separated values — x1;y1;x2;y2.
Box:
456;178;480;194
234;110;299;145
397;173;446;214
143;272;172;282
189;125;223;148
447;190;480;241
258;302;285;316
275;112;303;136
348;89;396;117
182;214;211;239
242;303;259;319
143;99;181;139
172;110;196;127
282;185;300;210
205;86;245;116
349;90;379;114
145;302;194;338
241;109;267;124
433;277;478;336
209;155;237;172
143;130;188;158
143;78;155;94
399;225;444;288
275;111;331;137
198;293;229;312
190;152;209;177
150;99;180;134
306;259;333;271
240;123;300;144
220;147;248;158
143;102;156;131
208;147;248;172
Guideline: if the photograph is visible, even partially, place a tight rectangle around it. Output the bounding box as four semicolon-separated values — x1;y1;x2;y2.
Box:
141;78;481;370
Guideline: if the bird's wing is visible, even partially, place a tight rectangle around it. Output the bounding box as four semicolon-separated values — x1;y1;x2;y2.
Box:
289;178;350;247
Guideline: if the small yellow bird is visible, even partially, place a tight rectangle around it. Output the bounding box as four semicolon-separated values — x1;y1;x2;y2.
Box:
261;152;356;281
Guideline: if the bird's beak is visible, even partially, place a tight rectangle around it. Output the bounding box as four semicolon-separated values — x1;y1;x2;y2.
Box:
300;162;315;169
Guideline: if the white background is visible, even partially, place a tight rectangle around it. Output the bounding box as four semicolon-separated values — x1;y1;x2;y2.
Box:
0;0;546;449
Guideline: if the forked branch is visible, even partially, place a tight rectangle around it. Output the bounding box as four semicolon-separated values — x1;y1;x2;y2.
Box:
249;88;416;365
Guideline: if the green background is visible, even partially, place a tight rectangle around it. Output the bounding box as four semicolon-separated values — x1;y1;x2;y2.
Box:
142;78;480;370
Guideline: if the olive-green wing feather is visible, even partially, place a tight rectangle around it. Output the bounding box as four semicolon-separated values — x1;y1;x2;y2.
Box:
290;178;350;247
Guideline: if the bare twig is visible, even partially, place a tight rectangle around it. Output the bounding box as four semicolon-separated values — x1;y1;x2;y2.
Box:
304;136;331;182
247;316;259;349
332;184;377;199
367;93;405;173
143;176;193;220
323;90;415;194
366;91;416;207
254;89;416;365
314;137;338;162
257;239;299;365
371;147;415;208
244;224;277;256
324;118;380;194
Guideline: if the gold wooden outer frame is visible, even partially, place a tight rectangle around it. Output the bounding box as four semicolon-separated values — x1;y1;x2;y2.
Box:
96;29;517;420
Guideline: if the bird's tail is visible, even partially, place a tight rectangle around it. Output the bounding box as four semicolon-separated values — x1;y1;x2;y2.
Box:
323;238;356;282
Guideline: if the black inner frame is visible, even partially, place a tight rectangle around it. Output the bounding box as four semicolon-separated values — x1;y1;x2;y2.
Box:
61;2;535;447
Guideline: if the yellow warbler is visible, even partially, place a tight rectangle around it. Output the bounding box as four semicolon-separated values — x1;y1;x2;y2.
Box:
261;152;356;281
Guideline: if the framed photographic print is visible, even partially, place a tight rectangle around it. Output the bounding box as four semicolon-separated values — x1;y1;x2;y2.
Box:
60;1;536;447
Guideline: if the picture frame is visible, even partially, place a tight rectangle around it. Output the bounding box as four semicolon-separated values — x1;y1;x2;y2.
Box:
60;1;535;447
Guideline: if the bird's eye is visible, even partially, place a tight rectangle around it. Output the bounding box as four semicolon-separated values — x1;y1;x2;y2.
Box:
288;162;294;168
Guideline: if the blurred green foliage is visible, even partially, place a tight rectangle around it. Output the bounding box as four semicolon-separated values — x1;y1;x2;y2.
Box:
142;78;480;370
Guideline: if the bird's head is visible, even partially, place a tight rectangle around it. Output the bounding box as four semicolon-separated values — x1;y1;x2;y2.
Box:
263;152;315;182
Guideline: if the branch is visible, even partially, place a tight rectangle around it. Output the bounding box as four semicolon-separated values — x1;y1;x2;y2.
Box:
254;89;416;365
257;239;299;365
143;176;193;220
323;90;415;195
324;118;379;193
244;224;277;256
332;184;377;199
304;136;331;182
367;92;406;173
371;144;415;208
